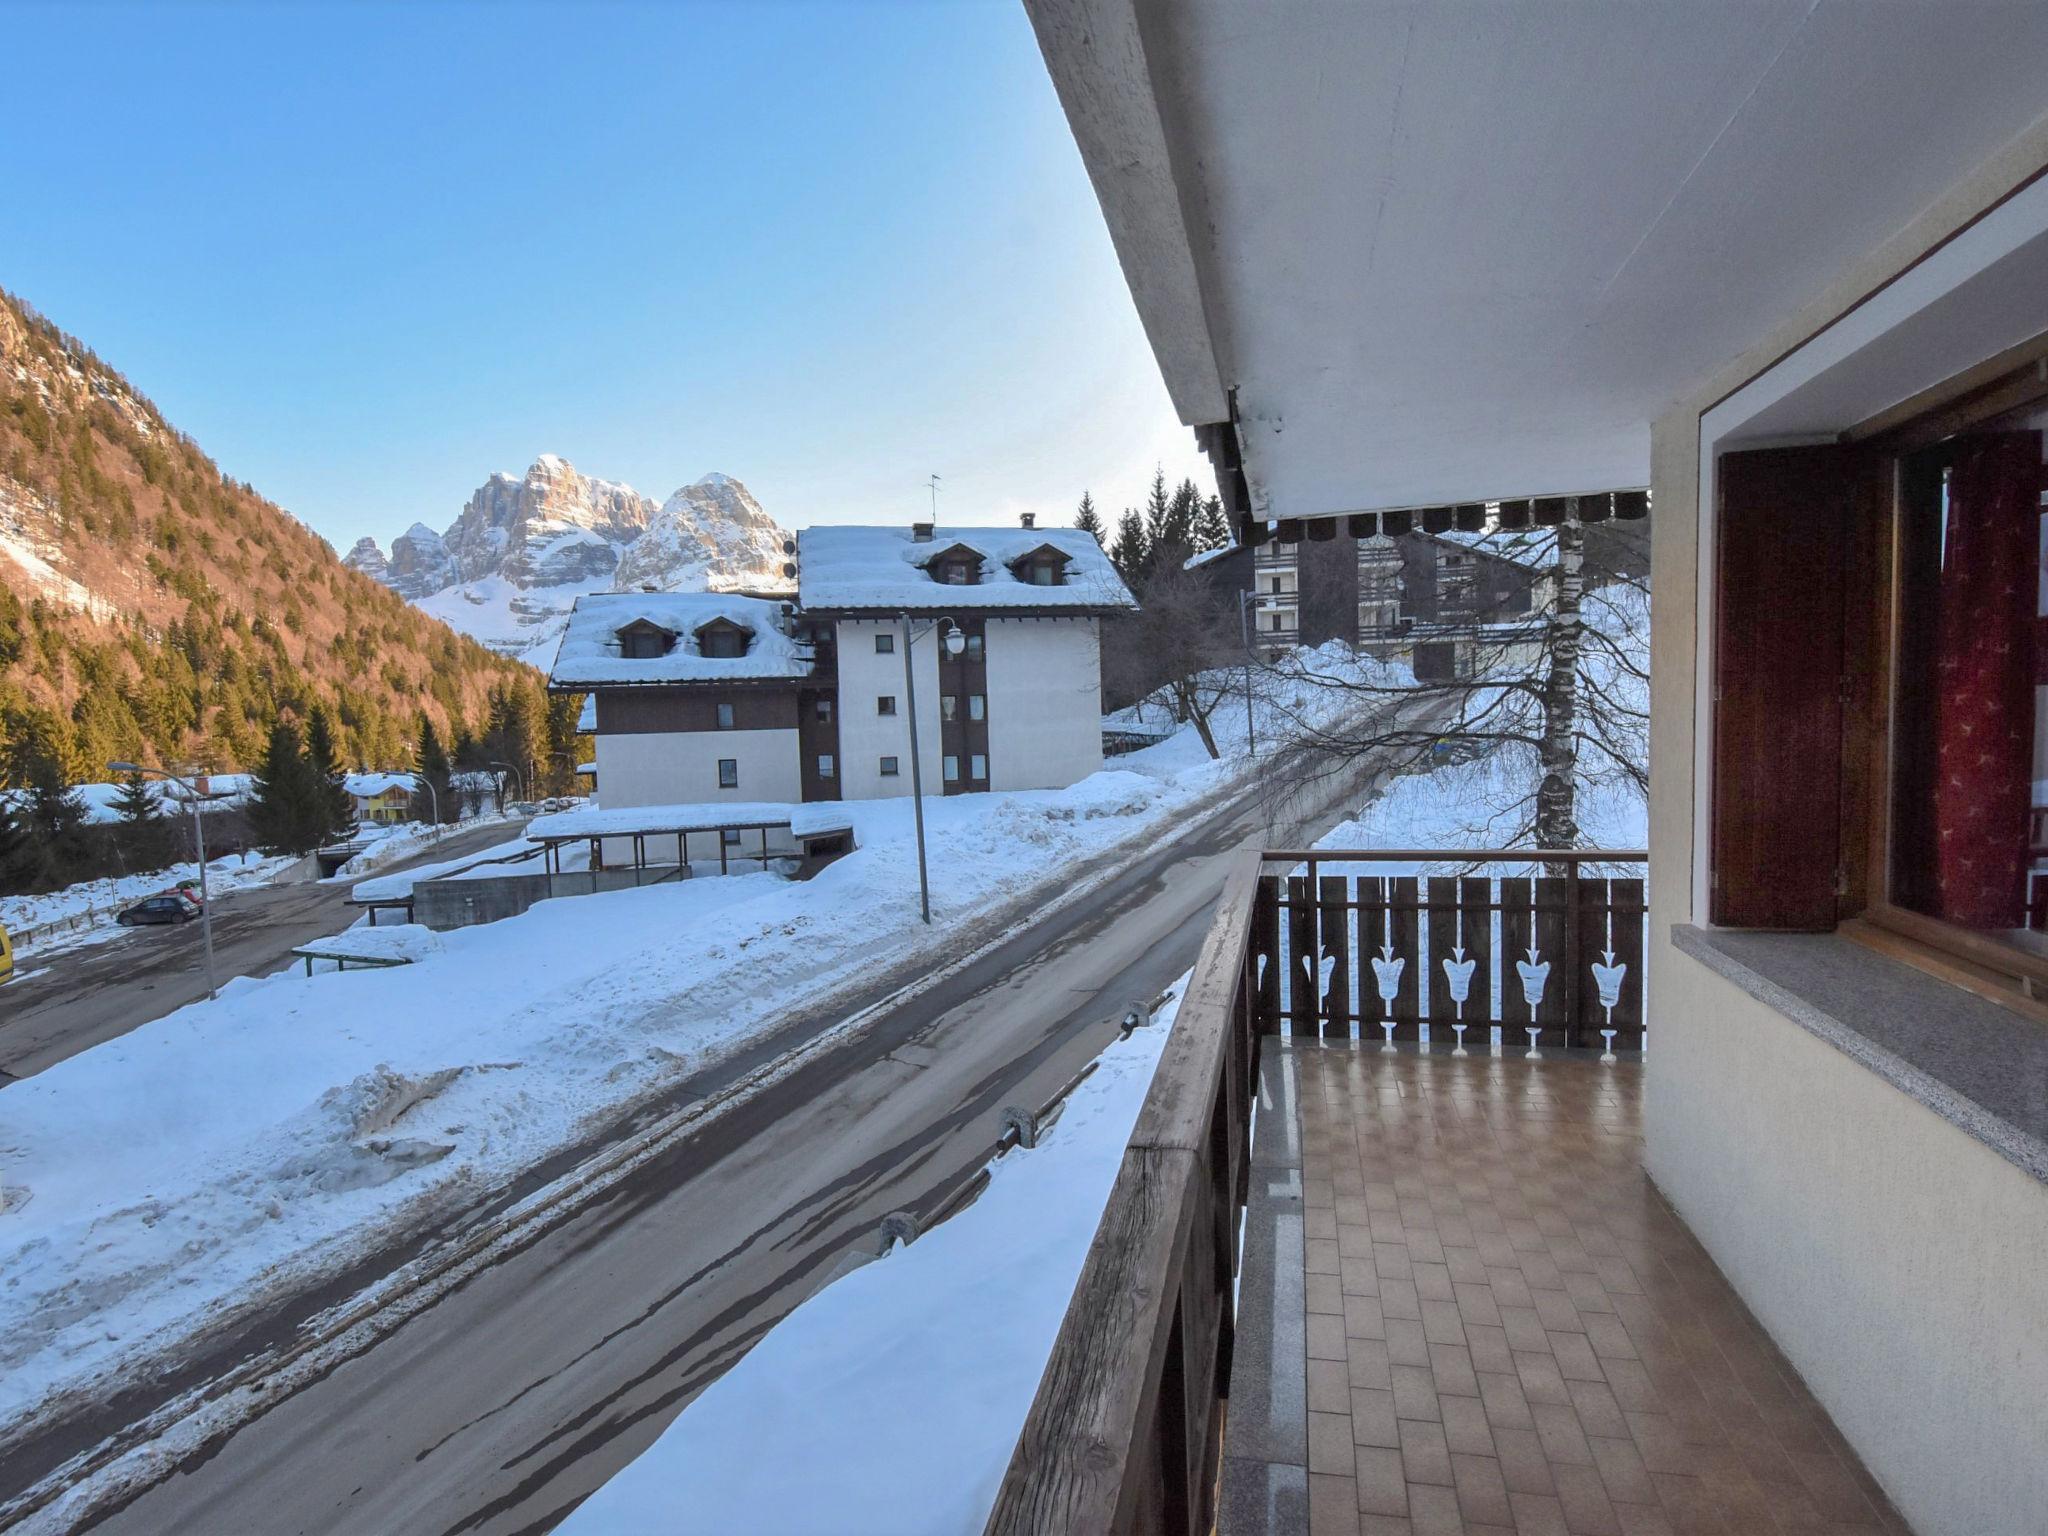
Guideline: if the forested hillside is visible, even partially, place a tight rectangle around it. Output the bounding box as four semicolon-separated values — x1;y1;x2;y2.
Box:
0;289;541;780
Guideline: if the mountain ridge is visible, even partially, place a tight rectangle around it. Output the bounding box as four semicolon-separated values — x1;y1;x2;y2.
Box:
0;288;541;775
345;458;792;663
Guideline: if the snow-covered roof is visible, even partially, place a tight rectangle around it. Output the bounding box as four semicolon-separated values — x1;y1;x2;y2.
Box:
344;772;414;799
797;525;1135;614
1425;527;1555;569
1181;542;1240;571
524;801;810;840
548;591;812;688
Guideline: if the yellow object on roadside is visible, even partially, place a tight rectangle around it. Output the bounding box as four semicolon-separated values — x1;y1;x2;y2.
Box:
0;923;12;982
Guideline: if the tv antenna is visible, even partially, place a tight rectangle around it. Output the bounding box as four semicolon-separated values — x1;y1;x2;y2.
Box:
924;473;942;519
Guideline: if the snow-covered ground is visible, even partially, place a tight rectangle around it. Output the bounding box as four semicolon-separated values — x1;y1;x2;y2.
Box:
0;745;1268;1431
557;980;1185;1536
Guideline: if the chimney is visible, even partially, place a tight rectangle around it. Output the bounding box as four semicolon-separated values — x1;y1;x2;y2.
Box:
1019;512;1036;530
912;521;935;543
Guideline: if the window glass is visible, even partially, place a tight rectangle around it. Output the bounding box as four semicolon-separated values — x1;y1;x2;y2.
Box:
722;829;742;846
945;564;970;585
969;694;985;721
877;695;896;716
966;634;984;661
699;627;748;659
1031;563;1055;586
717;758;738;788
879;755;899;777
816;697;833;722
940;695;957;722
943;755;960;782
1890;426;2048;957
970;753;988;781
716;702;735;730
875;632;895;654
818;754;835;779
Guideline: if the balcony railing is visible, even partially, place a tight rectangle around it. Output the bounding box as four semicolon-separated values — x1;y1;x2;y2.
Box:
985;847;1648;1536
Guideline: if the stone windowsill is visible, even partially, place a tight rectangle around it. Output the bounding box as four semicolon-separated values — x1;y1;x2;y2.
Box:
1671;924;2048;1187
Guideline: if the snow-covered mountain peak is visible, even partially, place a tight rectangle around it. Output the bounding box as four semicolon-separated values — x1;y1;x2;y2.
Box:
350;458;792;661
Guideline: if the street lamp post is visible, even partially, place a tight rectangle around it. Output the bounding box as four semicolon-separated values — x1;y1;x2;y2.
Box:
489;760;528;809
109;761;220;1000
1238;589;1258;756
898;612;966;925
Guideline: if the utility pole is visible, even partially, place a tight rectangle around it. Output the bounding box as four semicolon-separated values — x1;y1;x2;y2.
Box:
897;612;966;925
1238;589;1258;756
925;473;942;521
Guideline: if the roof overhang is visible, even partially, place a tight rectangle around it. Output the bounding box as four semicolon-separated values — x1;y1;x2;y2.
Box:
1026;0;2048;516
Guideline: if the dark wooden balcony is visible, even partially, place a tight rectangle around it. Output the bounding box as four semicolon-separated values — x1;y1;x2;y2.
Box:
987;850;1909;1536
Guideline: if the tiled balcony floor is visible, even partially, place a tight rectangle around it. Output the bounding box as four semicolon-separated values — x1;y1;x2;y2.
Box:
1223;1042;1910;1536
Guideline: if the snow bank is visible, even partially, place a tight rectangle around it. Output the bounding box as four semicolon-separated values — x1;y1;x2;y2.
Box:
558;983;1184;1536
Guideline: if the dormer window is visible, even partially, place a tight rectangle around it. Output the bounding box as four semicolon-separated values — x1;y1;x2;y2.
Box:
694;618;752;659
1007;543;1073;588
923;542;984;586
616;619;676;659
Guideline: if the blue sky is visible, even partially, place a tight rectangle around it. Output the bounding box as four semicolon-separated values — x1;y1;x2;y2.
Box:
0;0;1210;549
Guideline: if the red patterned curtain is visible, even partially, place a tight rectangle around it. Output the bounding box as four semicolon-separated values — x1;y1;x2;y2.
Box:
1930;430;2041;929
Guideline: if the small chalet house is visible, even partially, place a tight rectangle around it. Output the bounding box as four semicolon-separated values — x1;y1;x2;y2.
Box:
548;517;1133;818
549;592;823;811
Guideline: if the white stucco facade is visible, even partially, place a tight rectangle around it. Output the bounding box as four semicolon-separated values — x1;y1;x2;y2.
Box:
595;727;803;811
984;617;1104;792
831;618;945;801
1642;120;2048;1536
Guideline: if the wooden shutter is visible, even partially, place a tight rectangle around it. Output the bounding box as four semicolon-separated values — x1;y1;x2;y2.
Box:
1711;445;1863;929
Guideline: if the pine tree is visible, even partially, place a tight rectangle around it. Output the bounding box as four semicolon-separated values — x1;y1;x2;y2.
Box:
247;721;325;854
305;706;357;841
1110;508;1149;582
1157;477;1201;563
0;793;34;896
20;752;92;888
1073;491;1106;545
415;716;455;825
1141;467;1171;565
111;768;175;873
1194;493;1231;551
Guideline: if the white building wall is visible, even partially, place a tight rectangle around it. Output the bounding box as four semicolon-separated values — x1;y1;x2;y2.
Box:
984;616;1103;791
833;618;943;801
1643;125;2048;1536
595;728;802;810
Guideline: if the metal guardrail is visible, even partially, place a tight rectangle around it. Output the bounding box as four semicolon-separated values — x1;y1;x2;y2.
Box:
987;846;1647;1536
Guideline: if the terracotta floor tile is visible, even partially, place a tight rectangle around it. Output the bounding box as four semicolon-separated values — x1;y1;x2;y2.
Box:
1267;1051;1904;1536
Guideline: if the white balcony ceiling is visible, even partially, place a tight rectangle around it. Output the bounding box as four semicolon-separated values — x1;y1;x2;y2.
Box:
1028;0;2048;514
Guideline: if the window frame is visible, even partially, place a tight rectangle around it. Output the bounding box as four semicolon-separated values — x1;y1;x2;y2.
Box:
968;694;985;722
877;694;897;717
716;757;739;789
878;755;899;778
715;701;736;730
818;753;835;779
875;632;895;654
1827;352;2048;1015
970;753;988;782
943;753;960;783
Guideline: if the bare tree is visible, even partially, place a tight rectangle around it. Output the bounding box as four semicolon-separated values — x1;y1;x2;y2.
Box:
1107;556;1248;760
1264;506;1649;855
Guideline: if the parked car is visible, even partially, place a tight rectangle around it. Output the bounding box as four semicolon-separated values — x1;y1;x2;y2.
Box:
117;895;197;927
0;922;12;982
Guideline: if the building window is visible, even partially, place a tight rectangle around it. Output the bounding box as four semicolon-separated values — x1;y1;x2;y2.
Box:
722;828;742;847
1030;563;1056;586
968;694;985;721
940;694;958;722
965;633;984;661
970;753;987;781
944;562;971;585
875;632;895;654
1270;613;1283;631
879;755;899;777
715;702;735;730
698;625;748;659
877;695;897;716
815;697;833;722
620;629;670;659
1269;576;1282;593
818;753;835;779
943;754;960;782
717;758;738;788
